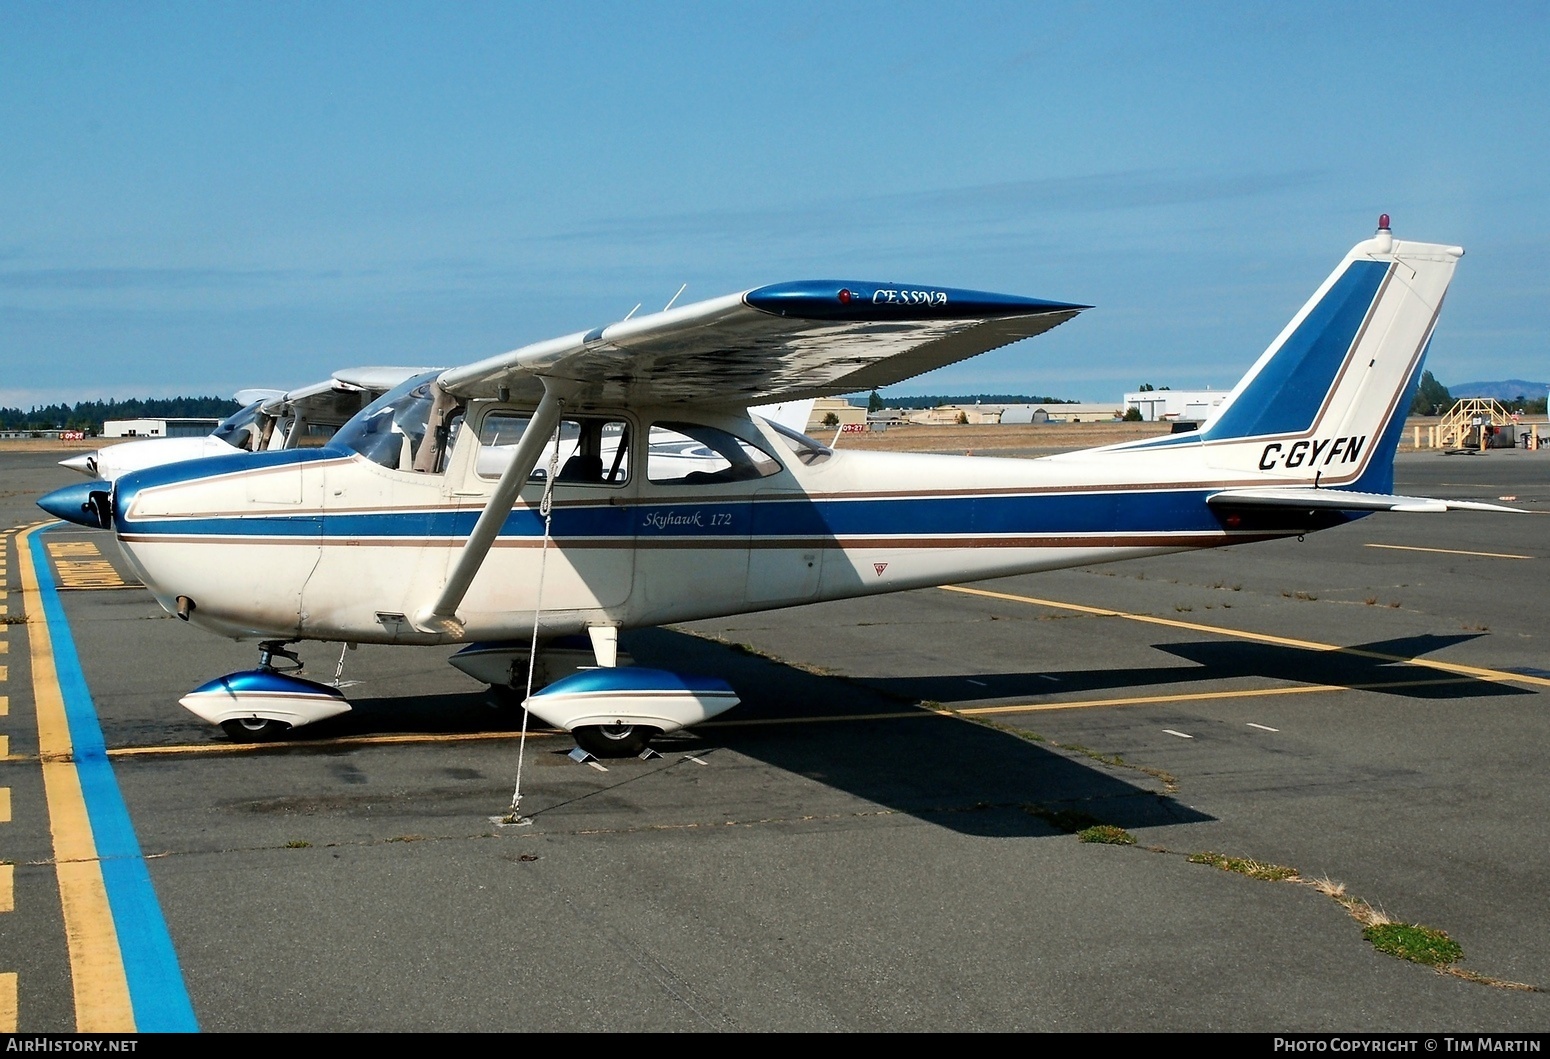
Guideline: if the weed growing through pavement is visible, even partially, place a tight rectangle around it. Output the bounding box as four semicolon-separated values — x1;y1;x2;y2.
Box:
1188;851;1299;881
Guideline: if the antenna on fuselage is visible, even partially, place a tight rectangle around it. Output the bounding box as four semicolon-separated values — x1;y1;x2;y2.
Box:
664;283;687;311
622;303;642;321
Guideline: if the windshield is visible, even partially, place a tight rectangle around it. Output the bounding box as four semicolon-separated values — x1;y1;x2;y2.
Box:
210;400;267;451
331;370;442;469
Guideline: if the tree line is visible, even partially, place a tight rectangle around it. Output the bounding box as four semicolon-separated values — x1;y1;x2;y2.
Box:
861;391;1076;411
0;396;242;433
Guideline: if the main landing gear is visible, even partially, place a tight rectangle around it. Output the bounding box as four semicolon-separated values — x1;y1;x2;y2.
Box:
572;723;655;758
448;635;742;758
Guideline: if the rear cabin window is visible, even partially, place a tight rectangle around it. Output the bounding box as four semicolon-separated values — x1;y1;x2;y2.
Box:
646;422;780;485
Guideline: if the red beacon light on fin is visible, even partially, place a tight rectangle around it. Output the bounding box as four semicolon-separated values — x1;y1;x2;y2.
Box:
1378;214;1391;232
837;288;853;304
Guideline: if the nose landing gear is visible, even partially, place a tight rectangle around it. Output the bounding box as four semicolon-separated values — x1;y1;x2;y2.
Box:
179;640;353;742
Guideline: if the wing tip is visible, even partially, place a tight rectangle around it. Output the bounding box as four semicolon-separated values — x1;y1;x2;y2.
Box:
745;281;1088;320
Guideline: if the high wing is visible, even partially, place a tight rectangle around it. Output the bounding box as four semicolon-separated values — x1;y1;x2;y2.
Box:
436;282;1087;405
1207;487;1523;514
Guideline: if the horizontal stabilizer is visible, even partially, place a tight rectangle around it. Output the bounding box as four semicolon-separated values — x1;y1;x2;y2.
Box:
1207;487;1525;514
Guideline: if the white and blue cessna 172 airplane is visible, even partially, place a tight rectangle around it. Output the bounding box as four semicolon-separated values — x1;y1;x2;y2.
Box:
39;218;1515;755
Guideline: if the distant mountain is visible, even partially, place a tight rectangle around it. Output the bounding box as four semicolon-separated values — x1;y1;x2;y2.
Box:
1448;379;1550;401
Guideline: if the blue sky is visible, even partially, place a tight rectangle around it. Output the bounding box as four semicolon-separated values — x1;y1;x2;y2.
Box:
3;1;1546;406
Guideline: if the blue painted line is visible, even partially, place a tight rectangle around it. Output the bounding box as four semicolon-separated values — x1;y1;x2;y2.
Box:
30;526;199;1032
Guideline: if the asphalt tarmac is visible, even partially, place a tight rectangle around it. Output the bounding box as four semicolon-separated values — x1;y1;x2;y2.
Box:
1;447;1547;1032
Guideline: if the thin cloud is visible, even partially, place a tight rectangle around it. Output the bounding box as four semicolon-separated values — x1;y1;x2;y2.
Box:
0;265;319;291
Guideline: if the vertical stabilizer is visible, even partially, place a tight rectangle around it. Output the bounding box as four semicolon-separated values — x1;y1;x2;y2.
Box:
1199;218;1462;489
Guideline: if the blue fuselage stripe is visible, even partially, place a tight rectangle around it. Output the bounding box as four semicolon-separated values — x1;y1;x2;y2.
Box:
30;528;199;1032
119;488;1270;541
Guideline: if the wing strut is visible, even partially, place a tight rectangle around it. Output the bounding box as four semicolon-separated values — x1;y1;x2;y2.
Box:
413;382;571;635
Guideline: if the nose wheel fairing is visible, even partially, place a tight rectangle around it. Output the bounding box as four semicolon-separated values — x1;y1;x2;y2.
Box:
179;669;352;740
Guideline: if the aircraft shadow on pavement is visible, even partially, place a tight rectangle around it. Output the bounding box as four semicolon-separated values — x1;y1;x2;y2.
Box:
620;628;1212;838
1153;633;1526;700
298;688;531;738
849;632;1524;706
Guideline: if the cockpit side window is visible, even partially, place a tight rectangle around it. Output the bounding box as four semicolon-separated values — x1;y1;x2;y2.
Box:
647;422;781;484
475;413;631;486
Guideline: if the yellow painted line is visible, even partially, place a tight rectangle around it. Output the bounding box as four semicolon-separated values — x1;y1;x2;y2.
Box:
0;640;8;653
43;541;133;590
0;736;8;757
107;727;570;759
55;565;134;590
0;971;15;1032
955;676;1482;717
17;523;135;1031
46;542;100;557
0;787;9;822
0;666;6;681
0;863;12;912
1365;543;1534;560
941;584;1550;689
0;696;7;716
709;711;938;727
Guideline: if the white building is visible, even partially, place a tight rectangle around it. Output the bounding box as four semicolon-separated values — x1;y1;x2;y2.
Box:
804;398;868;433
1123;390;1226;422
102;417;222;439
999;403;1125;424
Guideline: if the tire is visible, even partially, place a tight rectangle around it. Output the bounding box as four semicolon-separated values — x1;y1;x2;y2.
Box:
220;717;292;742
572;724;658;758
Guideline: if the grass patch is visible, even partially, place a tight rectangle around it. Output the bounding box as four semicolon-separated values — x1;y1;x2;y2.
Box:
0;614;26;625
1188;851;1299;882
1020;809;1138;847
284;840;311;849
1077;824;1136;845
1363;922;1463;967
1021;805;1104;833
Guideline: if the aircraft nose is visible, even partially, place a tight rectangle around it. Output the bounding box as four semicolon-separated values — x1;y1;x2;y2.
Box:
37;481;114;529
59;452;99;477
